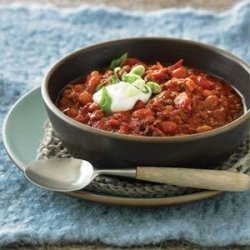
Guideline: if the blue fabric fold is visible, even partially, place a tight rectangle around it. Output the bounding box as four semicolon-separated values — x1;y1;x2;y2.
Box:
1;1;250;247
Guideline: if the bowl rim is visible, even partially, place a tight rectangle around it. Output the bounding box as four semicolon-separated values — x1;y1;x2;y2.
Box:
42;37;250;143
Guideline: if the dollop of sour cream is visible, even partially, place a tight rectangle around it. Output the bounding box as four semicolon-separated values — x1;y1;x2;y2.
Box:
93;81;151;112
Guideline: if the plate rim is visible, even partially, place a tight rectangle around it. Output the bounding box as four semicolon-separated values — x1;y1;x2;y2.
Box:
2;87;39;170
2;87;222;207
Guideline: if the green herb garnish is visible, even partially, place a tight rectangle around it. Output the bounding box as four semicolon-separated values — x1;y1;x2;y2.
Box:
130;65;145;76
99;87;112;115
109;75;120;84
142;85;151;93
122;73;141;83
109;53;128;70
114;67;122;75
146;81;162;94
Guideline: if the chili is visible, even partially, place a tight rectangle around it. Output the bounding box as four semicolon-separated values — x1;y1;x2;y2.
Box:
57;57;244;136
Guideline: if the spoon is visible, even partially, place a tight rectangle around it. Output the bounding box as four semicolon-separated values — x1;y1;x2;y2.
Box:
24;158;250;192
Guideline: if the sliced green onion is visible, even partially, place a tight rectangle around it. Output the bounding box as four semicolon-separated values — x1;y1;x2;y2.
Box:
122;73;141;83
99;87;112;115
142;85;151;93
130;65;145;76
146;81;162;94
125;85;141;97
109;53;128;70
114;67;121;76
113;67;126;80
109;75;120;84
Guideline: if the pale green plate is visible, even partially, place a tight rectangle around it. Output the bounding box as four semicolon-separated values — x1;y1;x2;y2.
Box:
3;87;221;206
3;87;47;169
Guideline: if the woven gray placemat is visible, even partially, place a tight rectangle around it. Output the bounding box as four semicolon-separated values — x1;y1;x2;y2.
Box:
37;122;250;198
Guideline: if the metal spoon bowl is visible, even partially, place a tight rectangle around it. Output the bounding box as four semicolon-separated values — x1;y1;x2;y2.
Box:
25;158;135;192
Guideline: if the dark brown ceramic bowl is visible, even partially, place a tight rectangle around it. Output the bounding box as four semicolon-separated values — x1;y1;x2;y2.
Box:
42;37;250;168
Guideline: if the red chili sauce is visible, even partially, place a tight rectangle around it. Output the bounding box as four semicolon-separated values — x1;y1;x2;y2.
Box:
57;58;244;136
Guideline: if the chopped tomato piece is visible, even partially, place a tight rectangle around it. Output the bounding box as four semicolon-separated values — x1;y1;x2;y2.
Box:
184;79;197;92
174;92;191;111
168;59;183;71
146;68;170;82
172;66;188;78
196;76;215;90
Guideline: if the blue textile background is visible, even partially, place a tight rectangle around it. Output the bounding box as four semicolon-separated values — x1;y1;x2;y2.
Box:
1;1;250;247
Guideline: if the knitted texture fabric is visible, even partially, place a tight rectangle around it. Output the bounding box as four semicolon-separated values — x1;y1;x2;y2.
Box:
1;1;250;247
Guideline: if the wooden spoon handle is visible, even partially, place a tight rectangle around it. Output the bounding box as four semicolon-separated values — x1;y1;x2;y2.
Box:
136;167;250;192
